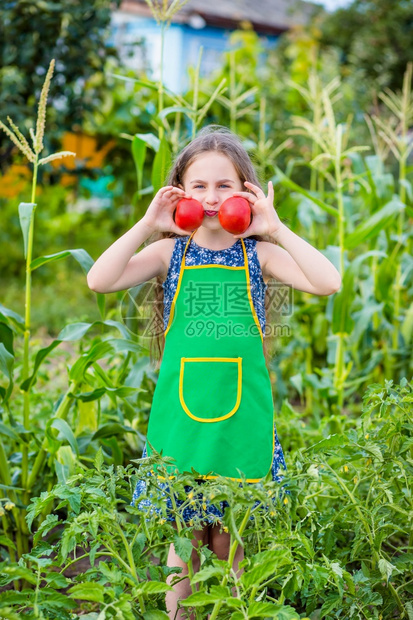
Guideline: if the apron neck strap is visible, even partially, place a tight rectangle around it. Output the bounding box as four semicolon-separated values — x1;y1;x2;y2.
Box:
183;231;196;261
182;231;249;270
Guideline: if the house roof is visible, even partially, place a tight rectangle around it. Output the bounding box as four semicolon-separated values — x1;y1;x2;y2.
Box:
119;0;319;35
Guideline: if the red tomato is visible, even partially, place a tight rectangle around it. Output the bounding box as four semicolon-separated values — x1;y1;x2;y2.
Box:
174;198;204;231
218;196;251;234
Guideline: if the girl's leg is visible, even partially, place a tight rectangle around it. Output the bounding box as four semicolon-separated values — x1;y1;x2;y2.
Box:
165;521;209;620
209;524;244;597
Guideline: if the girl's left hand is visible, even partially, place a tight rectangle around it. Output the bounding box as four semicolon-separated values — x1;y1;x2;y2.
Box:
232;181;282;238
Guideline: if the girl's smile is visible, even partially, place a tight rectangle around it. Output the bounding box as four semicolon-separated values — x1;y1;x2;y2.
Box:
182;152;244;218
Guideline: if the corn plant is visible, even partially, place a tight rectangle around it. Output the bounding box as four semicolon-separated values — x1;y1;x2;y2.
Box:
273;68;412;411
287;71;342;196
0;58;76;557
143;0;191;140
111;0;227;224
366;62;413;361
0;59;150;566
214;48;259;135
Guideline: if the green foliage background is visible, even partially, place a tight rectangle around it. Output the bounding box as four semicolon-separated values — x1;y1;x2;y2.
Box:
0;0;412;617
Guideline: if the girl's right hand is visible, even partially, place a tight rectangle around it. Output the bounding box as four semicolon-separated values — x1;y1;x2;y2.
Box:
142;186;193;235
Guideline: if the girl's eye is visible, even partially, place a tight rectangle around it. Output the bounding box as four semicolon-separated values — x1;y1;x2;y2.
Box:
220;184;230;188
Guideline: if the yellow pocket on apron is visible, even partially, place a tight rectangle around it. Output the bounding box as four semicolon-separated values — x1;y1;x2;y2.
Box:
179;356;242;423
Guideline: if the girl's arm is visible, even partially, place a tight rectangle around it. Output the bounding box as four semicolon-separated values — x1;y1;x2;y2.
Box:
87;186;191;293
233;181;342;296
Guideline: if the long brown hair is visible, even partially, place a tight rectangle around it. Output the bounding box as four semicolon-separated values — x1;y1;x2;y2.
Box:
145;126;280;369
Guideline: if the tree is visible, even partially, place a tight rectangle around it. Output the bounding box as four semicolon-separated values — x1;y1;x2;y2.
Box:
318;0;413;91
0;0;122;167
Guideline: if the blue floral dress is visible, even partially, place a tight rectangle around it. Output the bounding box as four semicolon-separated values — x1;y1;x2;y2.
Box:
131;235;288;524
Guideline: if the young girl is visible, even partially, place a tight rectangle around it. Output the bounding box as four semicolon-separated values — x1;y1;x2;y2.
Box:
87;126;341;619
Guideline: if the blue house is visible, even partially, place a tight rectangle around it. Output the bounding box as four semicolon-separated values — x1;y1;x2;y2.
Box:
111;0;318;92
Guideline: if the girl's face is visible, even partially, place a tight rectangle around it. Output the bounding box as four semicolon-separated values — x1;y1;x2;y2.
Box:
181;152;244;229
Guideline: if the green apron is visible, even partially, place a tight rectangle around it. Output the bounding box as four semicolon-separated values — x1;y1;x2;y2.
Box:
146;231;275;482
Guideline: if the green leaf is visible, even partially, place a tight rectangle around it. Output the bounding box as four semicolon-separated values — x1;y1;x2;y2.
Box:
273;167;338;217
43;571;70;589
20;320;128;391
225;597;243;609
274;605;301;619
320;593;341;616
0;606;20;619
68;342;114;383
54;485;82;515
225;506;244;547
152;136;172;194
191;564;226;584
58;322;97;341
158;105;193;123
58;319;130;341
109;73;158;91
33;514;60;545
26;491;56;531
401;301;413;346
0;535;16;550
406;602;413;620
72;388;106;402
19;322;133;389
137;581;173;594
37;588;76;611
0;322;14;355
19;339;60;391
180;591;220;606
97;292;106;320
110;74;183;103
0;343;14;402
332;250;386;335
197;78;228;125
332;267;355;335
209;585;232;601
0;303;25;331
132;135;147;194
18;202;36;258
344;198;405;250
134;132;160;152
399;178;412;203
68;582;105;603
0;591;33;607
342;569;355;596
143;610;170;619
248;601;298;618
31;248;94;274
306;433;344;453
48;418;79;457
240;555;279;589
73;386;141;402
363;442;383;461
364;155;383;176
94;447;104;472
109;338;146;355
173;534;194;563
0;565;38;585
92;423;137;439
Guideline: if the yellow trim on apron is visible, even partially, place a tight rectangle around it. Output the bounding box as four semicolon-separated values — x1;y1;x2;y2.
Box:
148;231;275;483
179;356;243;422
165;232;264;341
